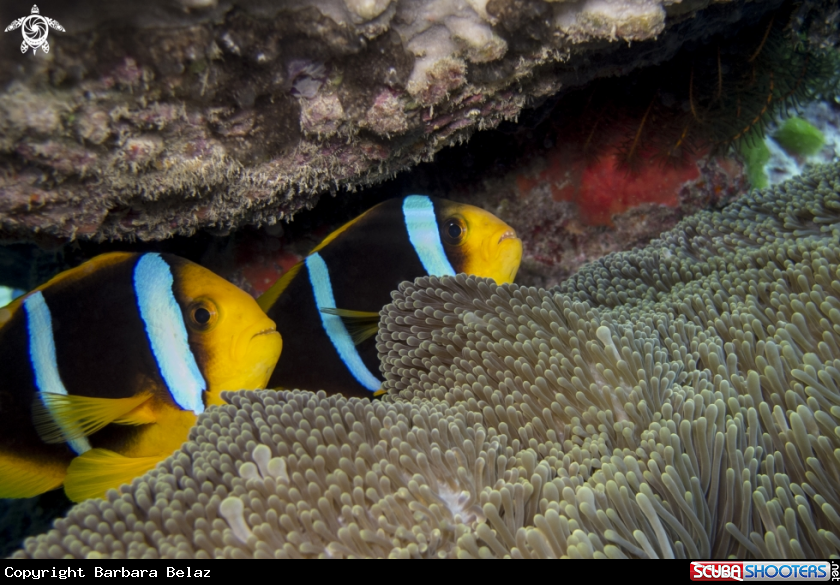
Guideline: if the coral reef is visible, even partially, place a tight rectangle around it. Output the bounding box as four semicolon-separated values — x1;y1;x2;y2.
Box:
12;160;840;558
426;122;751;290
0;0;790;242
375;1;840;290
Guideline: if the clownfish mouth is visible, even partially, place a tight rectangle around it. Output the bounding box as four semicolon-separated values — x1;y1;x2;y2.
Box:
252;326;279;339
498;230;518;244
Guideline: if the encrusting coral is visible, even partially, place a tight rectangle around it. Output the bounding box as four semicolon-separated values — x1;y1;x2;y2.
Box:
0;0;794;242
12;161;840;558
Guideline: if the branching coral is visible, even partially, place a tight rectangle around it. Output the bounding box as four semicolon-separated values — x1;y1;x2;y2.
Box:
13;162;840;559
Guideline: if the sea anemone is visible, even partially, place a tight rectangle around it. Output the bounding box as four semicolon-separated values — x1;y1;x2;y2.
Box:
12;161;840;559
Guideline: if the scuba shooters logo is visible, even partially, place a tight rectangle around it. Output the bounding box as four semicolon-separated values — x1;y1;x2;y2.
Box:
690;561;835;582
4;5;64;54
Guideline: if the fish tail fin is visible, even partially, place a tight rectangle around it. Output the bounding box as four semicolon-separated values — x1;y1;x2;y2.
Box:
0;450;67;498
63;448;162;502
33;392;155;445
319;308;380;345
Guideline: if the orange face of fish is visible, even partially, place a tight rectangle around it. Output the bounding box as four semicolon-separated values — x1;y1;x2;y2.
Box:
435;200;522;285
174;261;282;405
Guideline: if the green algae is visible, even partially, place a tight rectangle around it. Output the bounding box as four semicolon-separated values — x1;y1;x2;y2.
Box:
738;139;771;189
772;117;826;157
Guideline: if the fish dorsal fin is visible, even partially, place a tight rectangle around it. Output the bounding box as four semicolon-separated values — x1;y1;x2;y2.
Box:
63;448;161;502
257;262;303;312
0;450;66;498
33;392;155;445
258;203;380;312
319;308;380;345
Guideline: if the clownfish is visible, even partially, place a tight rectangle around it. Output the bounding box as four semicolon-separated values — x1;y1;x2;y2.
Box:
258;195;521;397
0;252;282;502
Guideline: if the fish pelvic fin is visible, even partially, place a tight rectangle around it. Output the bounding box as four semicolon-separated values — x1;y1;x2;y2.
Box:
33;392;156;445
63;448;161;502
319;308;380;345
0;450;66;498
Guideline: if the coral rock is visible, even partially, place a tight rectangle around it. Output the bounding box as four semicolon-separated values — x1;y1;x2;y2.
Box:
0;0;786;242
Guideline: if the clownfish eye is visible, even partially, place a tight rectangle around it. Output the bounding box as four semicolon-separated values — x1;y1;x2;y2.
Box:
442;218;466;245
194;308;211;324
187;300;218;331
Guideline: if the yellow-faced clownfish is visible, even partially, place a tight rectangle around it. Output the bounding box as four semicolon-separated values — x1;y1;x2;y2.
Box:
258;195;522;397
0;252;282;502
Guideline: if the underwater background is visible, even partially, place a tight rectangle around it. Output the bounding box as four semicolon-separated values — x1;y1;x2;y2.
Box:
1;0;840;559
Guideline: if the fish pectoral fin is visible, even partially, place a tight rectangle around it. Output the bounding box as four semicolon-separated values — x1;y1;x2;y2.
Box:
33;392;155;445
63;448;162;502
113;399;159;426
319;308;380;345
0;450;66;499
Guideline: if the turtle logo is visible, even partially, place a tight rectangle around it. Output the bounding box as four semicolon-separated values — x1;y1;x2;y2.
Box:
5;5;64;54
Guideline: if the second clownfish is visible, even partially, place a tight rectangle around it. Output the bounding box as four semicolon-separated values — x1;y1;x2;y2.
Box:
258;195;522;397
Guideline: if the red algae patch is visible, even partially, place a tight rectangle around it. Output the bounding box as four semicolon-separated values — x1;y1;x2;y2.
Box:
516;136;703;227
576;149;701;226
